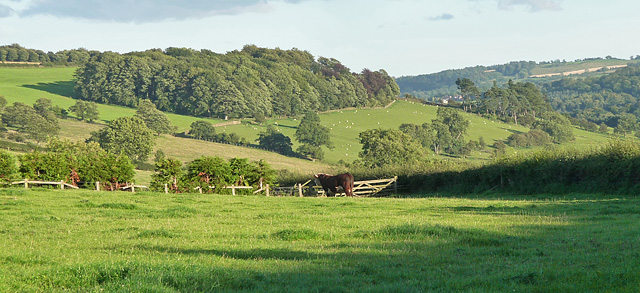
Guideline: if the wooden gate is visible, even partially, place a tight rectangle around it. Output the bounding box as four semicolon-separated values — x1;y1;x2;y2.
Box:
269;177;398;197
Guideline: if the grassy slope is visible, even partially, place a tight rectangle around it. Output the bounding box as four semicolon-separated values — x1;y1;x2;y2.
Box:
0;67;222;131
1;189;638;291
225;100;614;163
0;67;617;169
0;67;332;181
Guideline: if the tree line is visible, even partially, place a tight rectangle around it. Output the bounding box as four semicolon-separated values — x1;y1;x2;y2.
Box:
0;44;93;66
73;45;400;119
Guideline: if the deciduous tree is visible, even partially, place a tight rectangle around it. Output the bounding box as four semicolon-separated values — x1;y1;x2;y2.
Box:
359;128;426;167
135;99;174;134
88;116;155;164
295;111;332;160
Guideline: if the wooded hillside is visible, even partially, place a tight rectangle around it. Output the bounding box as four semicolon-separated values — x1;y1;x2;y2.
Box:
73;45;400;119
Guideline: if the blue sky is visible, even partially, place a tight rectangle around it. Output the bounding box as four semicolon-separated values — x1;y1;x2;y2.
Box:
0;0;638;76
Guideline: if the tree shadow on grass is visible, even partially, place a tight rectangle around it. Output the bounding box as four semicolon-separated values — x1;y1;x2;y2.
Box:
23;81;75;98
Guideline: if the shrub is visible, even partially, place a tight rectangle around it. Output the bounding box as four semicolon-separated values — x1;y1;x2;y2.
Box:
0;151;17;180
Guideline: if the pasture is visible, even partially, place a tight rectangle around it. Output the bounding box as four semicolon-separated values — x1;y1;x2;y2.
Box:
1;189;638;291
0;67;222;131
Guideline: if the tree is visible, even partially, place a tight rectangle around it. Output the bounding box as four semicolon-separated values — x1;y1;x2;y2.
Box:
88;116;155;164
2;102;59;141
0;151;17;181
69;100;99;122
428;107;470;154
151;157;183;192
135;99;174;134
359;128;427;167
599;123;609;134
257;125;293;155
45;138;135;185
188;120;216;140
185;156;231;192
534;112;574;143
456;78;480;111
614;113;638;136
295;111;332;160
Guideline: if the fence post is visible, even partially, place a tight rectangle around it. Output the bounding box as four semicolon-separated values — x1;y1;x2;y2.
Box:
24;179;28;189
393;176;398;193
131;185;135;193
266;184;270;197
60;180;64;190
96;181;100;191
164;183;168;194
298;184;303;197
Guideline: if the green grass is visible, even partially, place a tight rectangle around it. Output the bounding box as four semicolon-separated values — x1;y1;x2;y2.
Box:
0;67;222;132
1;189;639;291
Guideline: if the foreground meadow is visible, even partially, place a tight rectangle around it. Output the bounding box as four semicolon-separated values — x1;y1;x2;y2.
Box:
1;189;638;291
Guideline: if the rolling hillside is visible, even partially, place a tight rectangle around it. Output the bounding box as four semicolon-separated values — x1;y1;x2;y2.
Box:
0;67;223;132
0;67;616;172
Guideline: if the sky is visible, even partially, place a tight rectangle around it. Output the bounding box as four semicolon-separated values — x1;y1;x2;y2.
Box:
0;0;639;77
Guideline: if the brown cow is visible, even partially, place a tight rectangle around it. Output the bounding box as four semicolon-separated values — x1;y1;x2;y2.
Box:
314;173;354;197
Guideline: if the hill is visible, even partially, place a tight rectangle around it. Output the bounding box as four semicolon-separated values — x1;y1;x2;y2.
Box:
396;57;640;99
0;66;616;175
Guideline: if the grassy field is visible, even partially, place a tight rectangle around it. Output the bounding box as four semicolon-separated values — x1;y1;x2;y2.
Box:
1;189;638;291
225;100;614;164
0;67;222;132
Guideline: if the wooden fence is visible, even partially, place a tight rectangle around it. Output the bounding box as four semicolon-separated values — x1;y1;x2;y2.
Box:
11;179;147;192
269;177;398;197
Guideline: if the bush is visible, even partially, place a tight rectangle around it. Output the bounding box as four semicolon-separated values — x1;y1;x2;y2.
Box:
507;129;551;147
0;151;17;180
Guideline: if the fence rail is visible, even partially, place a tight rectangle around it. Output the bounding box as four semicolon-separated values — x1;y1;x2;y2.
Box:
9;179;148;192
267;177;398;197
11;179;79;189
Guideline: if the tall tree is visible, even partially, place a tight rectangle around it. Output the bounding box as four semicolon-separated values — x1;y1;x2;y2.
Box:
456;78;480;112
88;116;155;164
135;99;174;134
295;111;332;160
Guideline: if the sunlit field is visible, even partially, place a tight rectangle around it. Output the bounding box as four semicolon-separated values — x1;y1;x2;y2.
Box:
1;189;638;291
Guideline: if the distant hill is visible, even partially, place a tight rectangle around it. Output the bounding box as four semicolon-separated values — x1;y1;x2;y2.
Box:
397;57;640;100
